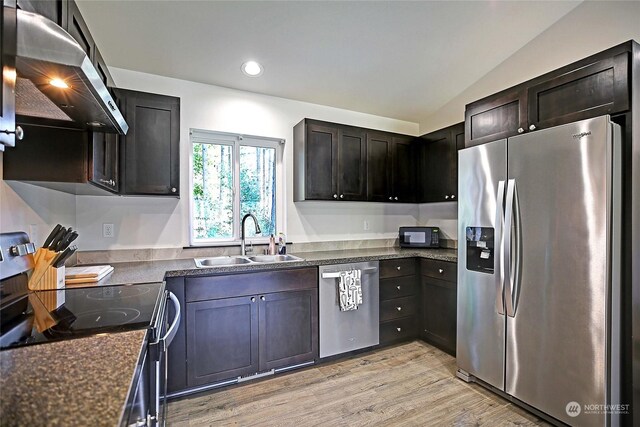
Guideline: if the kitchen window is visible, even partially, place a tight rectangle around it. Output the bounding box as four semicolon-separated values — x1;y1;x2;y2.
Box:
189;129;284;245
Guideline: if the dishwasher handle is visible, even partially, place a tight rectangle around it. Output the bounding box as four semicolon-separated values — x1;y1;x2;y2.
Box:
321;267;377;279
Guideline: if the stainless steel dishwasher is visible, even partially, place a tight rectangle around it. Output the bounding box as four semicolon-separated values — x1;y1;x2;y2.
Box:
319;261;379;358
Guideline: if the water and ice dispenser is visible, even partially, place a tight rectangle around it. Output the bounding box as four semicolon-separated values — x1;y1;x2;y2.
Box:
465;227;494;274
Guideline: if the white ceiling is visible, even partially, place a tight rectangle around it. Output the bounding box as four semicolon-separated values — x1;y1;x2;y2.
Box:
76;1;581;124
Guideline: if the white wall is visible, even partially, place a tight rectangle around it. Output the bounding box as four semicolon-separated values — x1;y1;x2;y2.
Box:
419;1;640;134
415;0;640;241
0;153;77;245
74;69;419;250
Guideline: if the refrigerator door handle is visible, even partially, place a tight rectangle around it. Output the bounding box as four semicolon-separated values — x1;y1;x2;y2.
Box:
504;179;516;317
495;180;506;315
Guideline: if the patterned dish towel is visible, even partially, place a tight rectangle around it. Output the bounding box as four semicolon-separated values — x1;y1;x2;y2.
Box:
338;269;363;311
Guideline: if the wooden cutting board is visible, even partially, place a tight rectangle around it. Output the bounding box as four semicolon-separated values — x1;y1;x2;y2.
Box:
65;265;114;283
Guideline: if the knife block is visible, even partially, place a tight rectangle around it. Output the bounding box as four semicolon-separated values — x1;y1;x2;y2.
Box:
29;263;65;291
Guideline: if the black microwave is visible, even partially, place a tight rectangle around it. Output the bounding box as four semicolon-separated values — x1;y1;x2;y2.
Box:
399;227;440;248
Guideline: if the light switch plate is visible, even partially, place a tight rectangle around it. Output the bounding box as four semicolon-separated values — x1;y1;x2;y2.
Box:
103;223;114;238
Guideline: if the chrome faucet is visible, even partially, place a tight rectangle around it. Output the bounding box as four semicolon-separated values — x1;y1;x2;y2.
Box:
241;213;262;255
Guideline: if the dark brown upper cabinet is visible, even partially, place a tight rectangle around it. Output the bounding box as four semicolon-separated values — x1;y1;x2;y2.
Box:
418;122;463;203
64;0;94;60
295;118;417;203
367;133;416;203
366;132;392;202
2;124;119;195
294;119;366;201
465;41;632;147
115;89;180;197
390;135;416;203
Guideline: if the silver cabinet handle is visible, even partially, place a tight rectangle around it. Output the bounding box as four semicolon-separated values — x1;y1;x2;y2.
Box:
396;266;401;270
394;197;398;201
321;267;377;279
2;126;24;140
260;296;265;301
438;268;443;274
529;124;536;131
517;127;524;134
451;195;456;199
396;327;402;332
333;194;338;199
445;195;449;200
388;196;393;200
251;297;256;302
396;307;402;311
396;285;401;290
340;194;344;199
171;187;177;193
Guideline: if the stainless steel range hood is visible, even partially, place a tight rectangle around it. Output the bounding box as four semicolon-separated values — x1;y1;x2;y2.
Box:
14;10;128;134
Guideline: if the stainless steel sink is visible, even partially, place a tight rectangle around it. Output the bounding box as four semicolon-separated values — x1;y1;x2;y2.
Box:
194;254;304;268
194;256;252;268
246;254;304;263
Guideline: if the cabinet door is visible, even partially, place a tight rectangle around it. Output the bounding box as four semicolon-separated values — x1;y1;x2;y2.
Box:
89;131;118;192
419;131;452;203
366;132;391;202
305;123;338;200
527;52;629;130
186;296;259;386
391;136;415;203
65;0;94;59
93;46;114;88
259;290;318;371
464;87;527;148
1;2;16;149
119;89;180;196
337;127;366;201
449;122;465;201
421;276;456;356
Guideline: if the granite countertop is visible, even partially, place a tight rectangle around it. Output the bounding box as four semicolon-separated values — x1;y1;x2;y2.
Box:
77;247;457;287
0;330;147;427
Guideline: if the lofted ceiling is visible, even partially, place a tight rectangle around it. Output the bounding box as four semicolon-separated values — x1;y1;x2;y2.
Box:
76;1;581;124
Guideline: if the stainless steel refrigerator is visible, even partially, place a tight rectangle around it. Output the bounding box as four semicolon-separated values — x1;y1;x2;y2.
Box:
457;115;622;426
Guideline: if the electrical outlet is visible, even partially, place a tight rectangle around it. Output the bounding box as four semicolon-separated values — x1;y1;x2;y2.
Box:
103;223;115;238
363;220;370;231
29;224;38;244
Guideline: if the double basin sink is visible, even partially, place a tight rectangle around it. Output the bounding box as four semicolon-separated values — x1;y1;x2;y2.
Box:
194;254;304;268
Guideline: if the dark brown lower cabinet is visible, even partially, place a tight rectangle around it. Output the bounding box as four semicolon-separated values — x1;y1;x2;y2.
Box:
186;296;259;386
421;259;457;356
167;267;318;394
259;290;318;371
378;259;419;346
186;288;317;387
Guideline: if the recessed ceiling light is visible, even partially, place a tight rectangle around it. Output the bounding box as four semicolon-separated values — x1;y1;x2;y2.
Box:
241;61;263;77
49;78;69;89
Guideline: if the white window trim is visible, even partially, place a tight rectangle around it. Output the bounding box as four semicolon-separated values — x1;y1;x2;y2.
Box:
188;129;286;246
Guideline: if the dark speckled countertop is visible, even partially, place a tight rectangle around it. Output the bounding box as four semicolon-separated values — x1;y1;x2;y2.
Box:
75;247;457;287
0;247;454;426
0;330;147;427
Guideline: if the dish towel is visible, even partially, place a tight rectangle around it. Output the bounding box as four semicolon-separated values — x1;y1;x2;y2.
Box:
338;269;363;311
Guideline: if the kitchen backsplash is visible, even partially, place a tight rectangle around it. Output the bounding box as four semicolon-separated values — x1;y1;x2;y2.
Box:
76;237;457;264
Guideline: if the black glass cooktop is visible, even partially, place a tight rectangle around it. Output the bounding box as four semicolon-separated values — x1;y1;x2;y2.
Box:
0;282;165;350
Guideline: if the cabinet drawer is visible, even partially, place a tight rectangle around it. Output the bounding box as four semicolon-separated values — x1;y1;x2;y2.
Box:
379;258;416;278
420;259;456;282
380;297;417;322
186;267;317;302
379;317;417;345
379;276;416;301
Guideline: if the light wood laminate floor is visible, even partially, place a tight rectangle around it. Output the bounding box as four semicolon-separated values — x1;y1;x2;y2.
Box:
167;340;548;426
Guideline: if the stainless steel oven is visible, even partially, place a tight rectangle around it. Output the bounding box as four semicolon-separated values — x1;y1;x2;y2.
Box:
123;291;180;427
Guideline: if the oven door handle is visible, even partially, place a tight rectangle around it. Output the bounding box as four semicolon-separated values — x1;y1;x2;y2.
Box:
160;291;181;351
